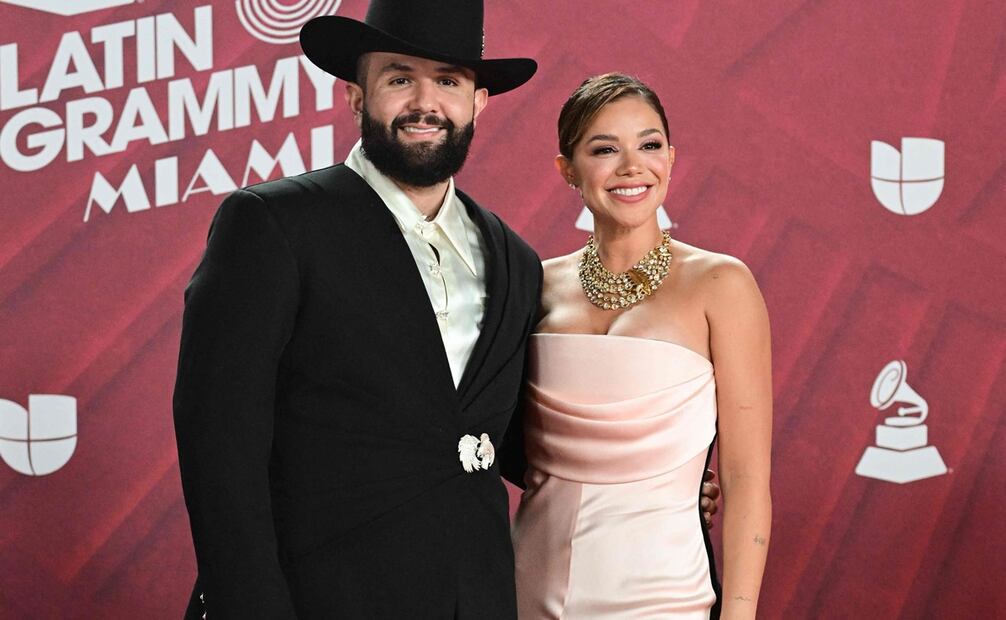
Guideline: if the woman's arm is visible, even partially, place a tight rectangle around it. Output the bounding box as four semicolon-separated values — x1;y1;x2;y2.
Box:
705;257;773;620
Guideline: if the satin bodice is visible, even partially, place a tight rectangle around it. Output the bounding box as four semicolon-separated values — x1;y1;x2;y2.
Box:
513;333;719;619
524;333;717;484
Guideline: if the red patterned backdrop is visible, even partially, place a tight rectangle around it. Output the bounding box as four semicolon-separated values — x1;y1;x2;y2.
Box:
1;1;1003;618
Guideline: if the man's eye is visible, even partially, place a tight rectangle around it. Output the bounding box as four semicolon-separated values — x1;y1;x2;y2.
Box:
390;77;410;86
440;78;459;86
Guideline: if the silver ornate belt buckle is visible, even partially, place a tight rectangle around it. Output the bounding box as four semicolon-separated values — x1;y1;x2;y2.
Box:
458;433;494;473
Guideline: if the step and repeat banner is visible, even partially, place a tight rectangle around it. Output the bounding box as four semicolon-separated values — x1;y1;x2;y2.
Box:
1;1;1003;618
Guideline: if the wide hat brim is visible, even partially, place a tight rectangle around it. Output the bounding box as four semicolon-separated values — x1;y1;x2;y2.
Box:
300;16;537;96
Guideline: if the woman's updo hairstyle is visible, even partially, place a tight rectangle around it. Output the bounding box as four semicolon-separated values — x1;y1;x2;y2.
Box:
557;73;670;160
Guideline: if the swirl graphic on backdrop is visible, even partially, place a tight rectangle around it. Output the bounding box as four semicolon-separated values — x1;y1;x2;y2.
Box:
0;0;133;16
236;0;342;45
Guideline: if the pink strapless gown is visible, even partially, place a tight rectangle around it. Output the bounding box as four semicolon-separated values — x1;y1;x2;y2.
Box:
512;333;719;619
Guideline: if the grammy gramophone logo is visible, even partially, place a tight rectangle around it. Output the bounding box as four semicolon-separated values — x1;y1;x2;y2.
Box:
855;360;947;484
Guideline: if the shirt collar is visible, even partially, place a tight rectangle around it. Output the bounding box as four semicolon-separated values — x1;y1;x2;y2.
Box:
345;140;479;276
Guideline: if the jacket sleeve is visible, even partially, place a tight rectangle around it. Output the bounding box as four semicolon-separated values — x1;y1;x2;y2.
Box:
499;367;529;490
499;259;543;490
173;189;299;618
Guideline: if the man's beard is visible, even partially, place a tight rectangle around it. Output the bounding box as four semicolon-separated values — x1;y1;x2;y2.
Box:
359;109;475;187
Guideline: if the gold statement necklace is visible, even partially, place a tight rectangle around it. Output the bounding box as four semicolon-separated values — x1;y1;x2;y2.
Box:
578;231;673;310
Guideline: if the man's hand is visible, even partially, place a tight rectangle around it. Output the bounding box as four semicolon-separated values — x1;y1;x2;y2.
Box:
700;469;721;528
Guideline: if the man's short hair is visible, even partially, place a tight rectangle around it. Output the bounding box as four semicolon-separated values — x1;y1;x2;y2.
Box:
355;54;370;91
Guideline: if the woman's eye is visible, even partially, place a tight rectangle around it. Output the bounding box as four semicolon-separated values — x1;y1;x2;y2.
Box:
592;146;616;155
642;141;663;150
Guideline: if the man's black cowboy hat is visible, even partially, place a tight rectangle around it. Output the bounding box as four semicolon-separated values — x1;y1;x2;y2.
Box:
300;0;537;96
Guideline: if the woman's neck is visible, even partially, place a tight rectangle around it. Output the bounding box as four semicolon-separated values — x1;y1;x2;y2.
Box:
592;222;665;273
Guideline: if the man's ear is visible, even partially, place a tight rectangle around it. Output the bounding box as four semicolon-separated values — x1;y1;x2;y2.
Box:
345;82;364;128
472;87;489;124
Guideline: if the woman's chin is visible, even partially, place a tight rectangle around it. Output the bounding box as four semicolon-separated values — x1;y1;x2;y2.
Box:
592;207;662;232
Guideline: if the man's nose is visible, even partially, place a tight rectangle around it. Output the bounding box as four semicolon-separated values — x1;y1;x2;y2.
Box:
408;79;439;114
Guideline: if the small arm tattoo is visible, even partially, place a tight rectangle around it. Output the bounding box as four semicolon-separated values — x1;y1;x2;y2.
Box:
733;595;753;602
753;535;767;545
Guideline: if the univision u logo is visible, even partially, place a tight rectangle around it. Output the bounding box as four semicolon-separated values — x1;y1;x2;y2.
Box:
870;138;945;216
0;395;77;476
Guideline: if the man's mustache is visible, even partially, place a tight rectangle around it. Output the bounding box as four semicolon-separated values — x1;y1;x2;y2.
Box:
391;113;454;132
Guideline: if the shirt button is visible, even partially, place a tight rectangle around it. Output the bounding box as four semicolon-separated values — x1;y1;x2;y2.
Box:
428;263;442;277
415;221;435;237
436;310;449;322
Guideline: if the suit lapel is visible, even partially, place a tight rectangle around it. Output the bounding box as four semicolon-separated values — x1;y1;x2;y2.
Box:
316;166;459;413
313;168;512;416
455;192;509;407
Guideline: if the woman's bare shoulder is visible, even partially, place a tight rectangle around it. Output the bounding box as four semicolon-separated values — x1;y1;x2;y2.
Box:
542;250;582;286
672;240;760;299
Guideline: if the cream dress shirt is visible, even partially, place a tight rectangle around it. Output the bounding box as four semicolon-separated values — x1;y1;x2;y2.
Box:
345;140;487;387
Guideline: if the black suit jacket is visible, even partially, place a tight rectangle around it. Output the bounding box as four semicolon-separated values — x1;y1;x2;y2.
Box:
173;164;542;619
